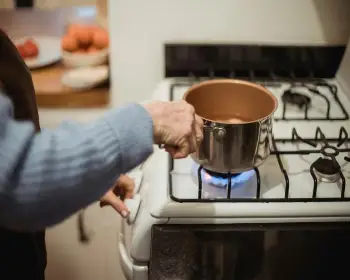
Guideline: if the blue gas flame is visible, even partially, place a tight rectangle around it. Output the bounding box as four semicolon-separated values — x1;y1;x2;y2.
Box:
192;163;255;189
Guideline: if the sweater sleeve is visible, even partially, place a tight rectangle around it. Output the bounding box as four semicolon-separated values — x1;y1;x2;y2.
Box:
0;96;154;231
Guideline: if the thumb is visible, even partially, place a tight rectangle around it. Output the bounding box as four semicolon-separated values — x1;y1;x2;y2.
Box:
165;142;190;159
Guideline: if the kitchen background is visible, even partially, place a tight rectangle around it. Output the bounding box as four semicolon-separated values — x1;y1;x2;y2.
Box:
1;0;350;280
1;0;95;9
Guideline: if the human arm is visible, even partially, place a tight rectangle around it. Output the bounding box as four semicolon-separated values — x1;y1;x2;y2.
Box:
0;94;153;231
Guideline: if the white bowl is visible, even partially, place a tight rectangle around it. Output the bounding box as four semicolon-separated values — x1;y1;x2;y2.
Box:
61;65;109;90
62;48;109;68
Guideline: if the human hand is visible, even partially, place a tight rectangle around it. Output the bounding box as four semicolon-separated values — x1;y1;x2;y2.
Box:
100;174;134;218
144;100;203;159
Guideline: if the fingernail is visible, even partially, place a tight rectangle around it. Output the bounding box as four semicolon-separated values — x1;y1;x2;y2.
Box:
121;211;129;218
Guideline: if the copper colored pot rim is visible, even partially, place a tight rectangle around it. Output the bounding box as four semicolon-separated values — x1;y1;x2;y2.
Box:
183;79;279;124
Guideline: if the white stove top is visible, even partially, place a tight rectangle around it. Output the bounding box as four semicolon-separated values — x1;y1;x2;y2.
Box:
143;78;350;220
172;149;350;201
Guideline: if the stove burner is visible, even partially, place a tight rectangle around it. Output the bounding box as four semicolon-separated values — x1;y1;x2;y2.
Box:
282;89;311;109
312;157;341;183
192;164;255;188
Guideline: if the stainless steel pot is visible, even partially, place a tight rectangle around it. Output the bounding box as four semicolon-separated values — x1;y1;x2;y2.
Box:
183;79;278;174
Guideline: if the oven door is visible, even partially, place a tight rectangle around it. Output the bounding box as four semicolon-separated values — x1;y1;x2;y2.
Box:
149;222;350;280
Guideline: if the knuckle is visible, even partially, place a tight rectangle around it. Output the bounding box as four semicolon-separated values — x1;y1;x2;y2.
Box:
184;142;191;152
184;126;192;136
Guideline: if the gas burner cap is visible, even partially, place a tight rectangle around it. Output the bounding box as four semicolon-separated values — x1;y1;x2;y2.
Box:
313;157;341;183
282;89;311;109
320;145;339;157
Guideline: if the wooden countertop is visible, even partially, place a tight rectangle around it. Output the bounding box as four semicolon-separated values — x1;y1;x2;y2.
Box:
0;7;110;108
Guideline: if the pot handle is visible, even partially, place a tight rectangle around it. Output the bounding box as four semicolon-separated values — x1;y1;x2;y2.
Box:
158;126;226;149
204;126;226;143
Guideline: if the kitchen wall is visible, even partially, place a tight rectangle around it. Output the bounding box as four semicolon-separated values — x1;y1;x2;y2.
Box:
36;0;96;8
1;0;12;8
109;0;350;106
1;0;109;36
338;37;350;97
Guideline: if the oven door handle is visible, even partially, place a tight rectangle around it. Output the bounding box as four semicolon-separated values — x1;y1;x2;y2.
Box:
118;233;133;280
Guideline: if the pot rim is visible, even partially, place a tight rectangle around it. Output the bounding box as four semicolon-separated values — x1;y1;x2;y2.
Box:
183;79;279;125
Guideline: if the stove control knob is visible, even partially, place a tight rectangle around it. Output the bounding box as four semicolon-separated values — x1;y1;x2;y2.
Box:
128;171;143;194
124;194;141;225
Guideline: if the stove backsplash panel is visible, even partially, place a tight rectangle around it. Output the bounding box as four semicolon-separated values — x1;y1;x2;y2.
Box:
165;44;346;80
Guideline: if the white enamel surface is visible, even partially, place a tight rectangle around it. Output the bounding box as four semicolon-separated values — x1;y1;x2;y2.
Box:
124;194;141;225
118;230;148;280
128;170;143;194
122;160;169;262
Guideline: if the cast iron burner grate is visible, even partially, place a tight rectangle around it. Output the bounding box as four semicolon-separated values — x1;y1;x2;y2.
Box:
170;79;349;122
168;126;350;203
275;82;349;121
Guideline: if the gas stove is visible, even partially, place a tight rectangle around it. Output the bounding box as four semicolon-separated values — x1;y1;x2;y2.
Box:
168;78;350;203
146;77;350;217
118;44;350;280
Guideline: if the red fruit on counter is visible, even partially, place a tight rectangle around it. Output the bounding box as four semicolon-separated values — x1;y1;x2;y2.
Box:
16;38;39;59
24;41;39;58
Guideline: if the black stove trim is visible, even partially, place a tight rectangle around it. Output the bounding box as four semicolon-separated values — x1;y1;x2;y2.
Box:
165;44;346;79
15;0;33;7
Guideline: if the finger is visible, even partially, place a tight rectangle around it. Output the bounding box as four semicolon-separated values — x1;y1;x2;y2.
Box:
99;200;108;207
188;128;197;154
168;141;190;159
195;114;204;145
164;146;178;158
164;146;188;159
100;192;129;218
187;113;201;154
116;174;135;199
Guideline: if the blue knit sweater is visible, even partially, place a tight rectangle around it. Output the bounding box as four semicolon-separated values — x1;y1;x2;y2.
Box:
0;91;154;231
